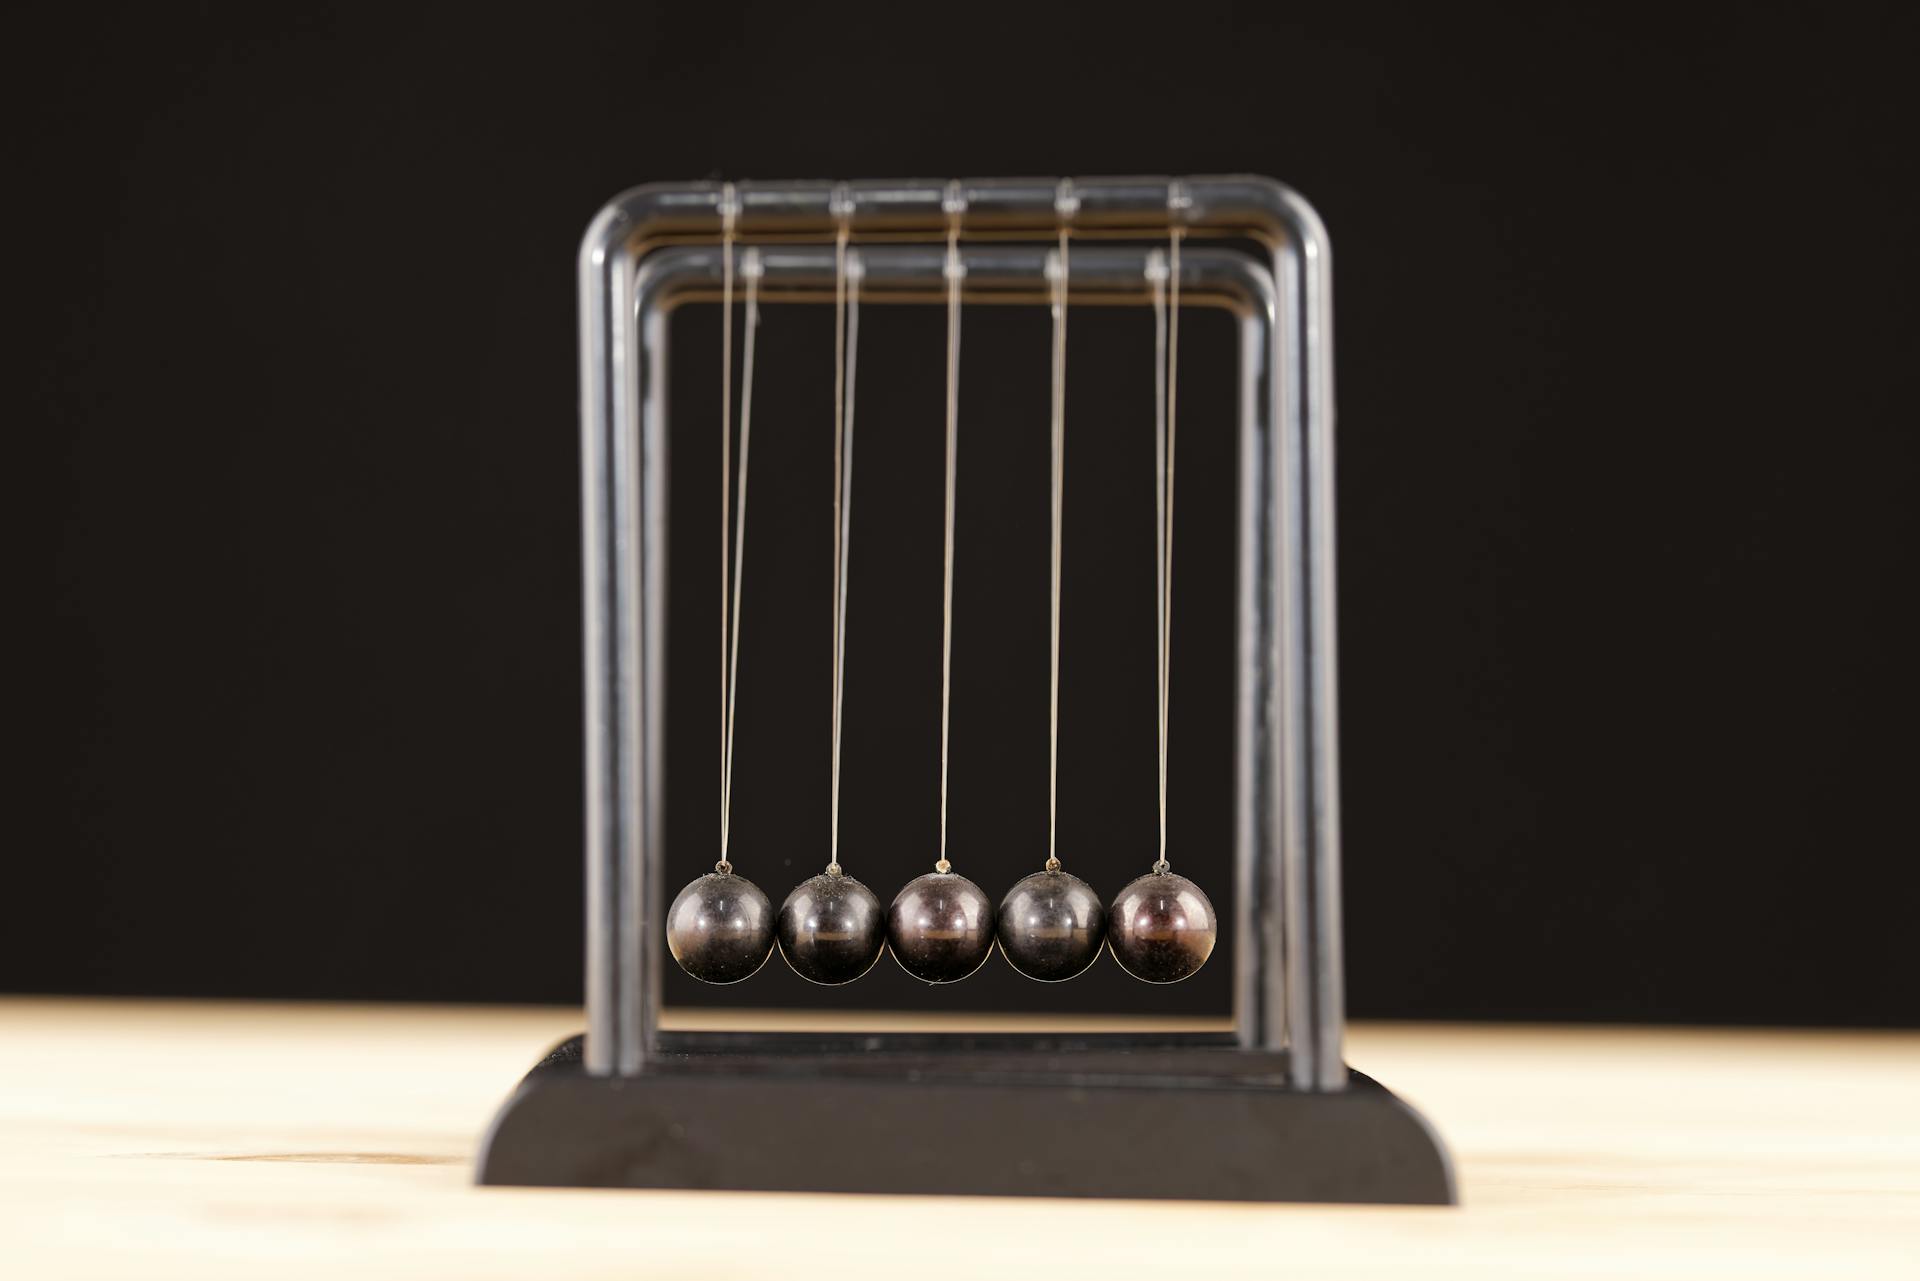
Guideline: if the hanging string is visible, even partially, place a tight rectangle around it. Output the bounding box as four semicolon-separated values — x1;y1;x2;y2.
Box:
936;184;964;875
717;247;761;874
827;195;860;876
716;185;736;873
1151;221;1184;875
1045;182;1074;873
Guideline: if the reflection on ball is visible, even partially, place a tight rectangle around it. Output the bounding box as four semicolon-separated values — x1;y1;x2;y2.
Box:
777;871;886;985
888;871;995;983
997;869;1105;982
666;872;775;984
1106;872;1216;983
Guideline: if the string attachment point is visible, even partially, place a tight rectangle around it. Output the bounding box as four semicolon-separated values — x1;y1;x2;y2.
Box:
942;181;966;285
1166;177;1191;220
1053;177;1080;219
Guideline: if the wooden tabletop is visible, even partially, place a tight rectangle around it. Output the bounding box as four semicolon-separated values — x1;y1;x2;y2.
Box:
3;999;1914;1278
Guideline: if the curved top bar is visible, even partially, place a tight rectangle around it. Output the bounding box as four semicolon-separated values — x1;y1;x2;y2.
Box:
579;175;1328;264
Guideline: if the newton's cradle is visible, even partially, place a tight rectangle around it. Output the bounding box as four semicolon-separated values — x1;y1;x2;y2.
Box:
477;176;1455;1203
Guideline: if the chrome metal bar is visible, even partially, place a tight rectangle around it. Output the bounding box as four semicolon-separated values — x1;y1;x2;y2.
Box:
1299;206;1346;1091
591;175;1330;246
1235;300;1283;1061
577;206;639;1075
639;245;1270;308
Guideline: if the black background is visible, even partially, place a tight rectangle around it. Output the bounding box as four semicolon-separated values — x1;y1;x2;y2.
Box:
20;3;1918;1026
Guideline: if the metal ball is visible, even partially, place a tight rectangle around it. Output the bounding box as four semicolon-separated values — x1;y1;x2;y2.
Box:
776;871;885;985
1106;871;1217;984
997;869;1105;981
665;872;774;984
888;871;995;984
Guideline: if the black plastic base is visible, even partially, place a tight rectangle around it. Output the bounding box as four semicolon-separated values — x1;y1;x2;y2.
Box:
476;1033;1455;1204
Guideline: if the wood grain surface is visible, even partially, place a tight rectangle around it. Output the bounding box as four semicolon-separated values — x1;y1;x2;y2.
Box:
2;999;1914;1278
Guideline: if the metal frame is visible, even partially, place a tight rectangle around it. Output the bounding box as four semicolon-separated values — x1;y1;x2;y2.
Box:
477;176;1452;1203
579;176;1344;1088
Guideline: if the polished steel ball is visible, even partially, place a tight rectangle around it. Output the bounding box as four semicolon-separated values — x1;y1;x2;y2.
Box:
665;872;775;984
997;869;1105;981
776;871;885;985
1106;871;1217;983
888;871;995;984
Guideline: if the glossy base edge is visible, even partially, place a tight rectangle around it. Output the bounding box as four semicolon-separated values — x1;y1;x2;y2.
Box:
475;1035;1456;1204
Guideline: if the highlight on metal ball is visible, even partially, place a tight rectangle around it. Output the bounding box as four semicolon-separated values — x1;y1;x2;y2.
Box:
887;869;995;984
665;870;776;984
776;870;886;985
1105;869;1217;984
996;867;1105;982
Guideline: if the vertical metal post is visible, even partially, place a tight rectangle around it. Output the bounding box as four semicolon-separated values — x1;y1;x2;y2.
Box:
632;284;671;1073
1271;201;1345;1090
1231;303;1282;1055
578;209;628;1075
579;207;656;1077
1299;208;1346;1091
